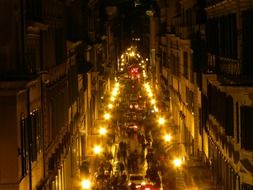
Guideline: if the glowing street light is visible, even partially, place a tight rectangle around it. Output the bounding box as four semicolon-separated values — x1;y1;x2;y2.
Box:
158;117;165;125
115;82;119;88
99;127;107;136
164;134;172;142
93;145;103;155
150;99;156;105
110;96;115;102
104;113;111;120
148;92;153;98
81;179;91;189
108;103;113;109
111;90;118;97
173;158;183;168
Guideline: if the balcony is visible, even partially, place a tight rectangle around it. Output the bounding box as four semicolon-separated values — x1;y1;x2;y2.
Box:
206;0;226;7
219;57;241;77
206;0;251;9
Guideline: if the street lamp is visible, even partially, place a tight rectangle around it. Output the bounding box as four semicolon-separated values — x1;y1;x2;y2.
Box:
81;179;91;189
99;127;107;149
150;98;156;105
104;113;111;120
173;158;183;168
108;103;113;109
99;127;107;136
158;117;165;125
110;96;116;102
93;145;103;155
164;134;172;142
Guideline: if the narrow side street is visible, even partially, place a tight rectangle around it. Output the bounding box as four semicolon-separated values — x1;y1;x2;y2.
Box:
80;48;217;190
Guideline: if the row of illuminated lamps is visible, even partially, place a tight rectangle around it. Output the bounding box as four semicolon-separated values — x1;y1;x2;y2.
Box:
143;82;159;113
92;81;121;155
80;82;121;189
103;81;120;120
143;82;184;169
119;46;148;73
95;81;121;152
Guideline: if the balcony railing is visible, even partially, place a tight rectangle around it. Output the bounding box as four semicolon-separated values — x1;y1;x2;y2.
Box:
206;0;226;7
219;57;241;76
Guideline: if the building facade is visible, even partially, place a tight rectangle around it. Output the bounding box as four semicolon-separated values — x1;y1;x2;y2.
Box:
0;0;113;189
156;0;253;189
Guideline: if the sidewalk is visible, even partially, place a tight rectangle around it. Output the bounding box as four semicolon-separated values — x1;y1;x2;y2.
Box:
183;156;216;190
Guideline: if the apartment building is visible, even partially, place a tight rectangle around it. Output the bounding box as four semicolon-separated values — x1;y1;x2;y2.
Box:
0;0;112;189
156;0;253;189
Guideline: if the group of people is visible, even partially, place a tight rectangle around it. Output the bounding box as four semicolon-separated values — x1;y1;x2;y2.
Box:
93;159;128;190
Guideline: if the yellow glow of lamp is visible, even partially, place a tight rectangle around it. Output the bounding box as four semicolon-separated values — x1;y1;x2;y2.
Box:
81;179;91;189
104;113;111;120
110;96;115;102
151;99;156;104
158;117;165;125
148;92;153;98
99;127;107;136
115;82;119;88
173;158;182;168
108;104;113;109
164;134;172;142
112;90;118;97
93;145;102;155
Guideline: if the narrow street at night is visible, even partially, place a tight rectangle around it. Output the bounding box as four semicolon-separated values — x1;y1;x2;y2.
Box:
1;0;253;190
77;47;216;190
